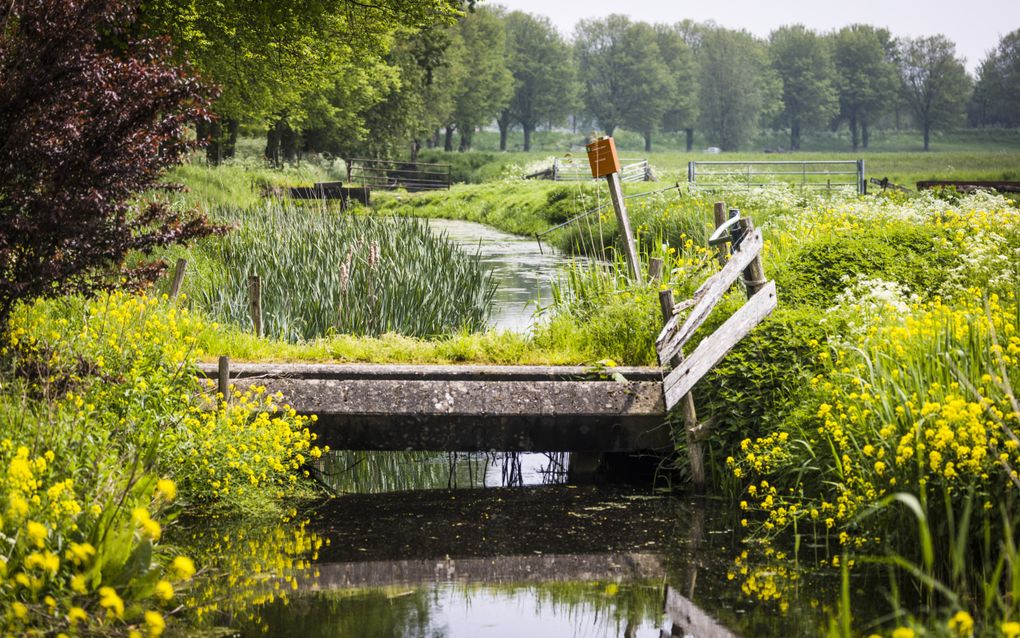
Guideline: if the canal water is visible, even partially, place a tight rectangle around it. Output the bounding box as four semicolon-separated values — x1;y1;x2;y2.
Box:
424;218;580;333
176;219;868;636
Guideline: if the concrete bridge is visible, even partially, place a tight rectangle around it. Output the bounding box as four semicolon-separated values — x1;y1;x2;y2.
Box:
198;362;671;452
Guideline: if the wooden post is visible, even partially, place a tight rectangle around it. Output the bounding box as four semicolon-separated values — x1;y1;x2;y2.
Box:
247;275;263;338
606;171;641;281
712;202;728;267
586;136;640;281
217;355;230;404
658;289;706;492
169;258;187;299
649;257;664;284
734;217;767;298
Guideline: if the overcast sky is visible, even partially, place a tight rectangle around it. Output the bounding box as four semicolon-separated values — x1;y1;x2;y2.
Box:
494;0;1019;73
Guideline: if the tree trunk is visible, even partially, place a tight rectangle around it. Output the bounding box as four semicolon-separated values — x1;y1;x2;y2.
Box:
644;130;652;152
497;118;509;151
264;123;280;167
685;128;694;152
523;125;533;152
443;126;455;152
280;121;297;163
861;121;870;149
605;124;615;137
790;121;800;151
923;123;930;151
850;114;859;152
205;119;223;165
410;139;421;162
224;118;239;160
458;127;472;152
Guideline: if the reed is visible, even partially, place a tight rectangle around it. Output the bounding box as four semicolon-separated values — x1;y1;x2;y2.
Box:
183;200;497;342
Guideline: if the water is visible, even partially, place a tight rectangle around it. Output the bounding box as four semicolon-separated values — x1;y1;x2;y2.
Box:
425;218;583;332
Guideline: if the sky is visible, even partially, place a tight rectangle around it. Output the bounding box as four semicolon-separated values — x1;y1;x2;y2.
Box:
494;0;1020;73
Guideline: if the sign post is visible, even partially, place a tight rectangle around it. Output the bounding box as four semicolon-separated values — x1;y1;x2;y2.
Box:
586;137;640;280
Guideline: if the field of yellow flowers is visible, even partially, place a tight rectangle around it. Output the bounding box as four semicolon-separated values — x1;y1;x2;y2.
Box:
0;292;323;635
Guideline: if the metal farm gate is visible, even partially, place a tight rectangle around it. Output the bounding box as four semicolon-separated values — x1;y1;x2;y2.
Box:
688;160;865;194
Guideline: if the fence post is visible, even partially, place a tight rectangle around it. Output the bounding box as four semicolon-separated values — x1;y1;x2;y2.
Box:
649;257;663;284
687;161;695;187
857;159;866;195
217;355;230;404
713;202;728;267
734;216;767;298
169;258;187;300
658;289;706;491
248;275;263;338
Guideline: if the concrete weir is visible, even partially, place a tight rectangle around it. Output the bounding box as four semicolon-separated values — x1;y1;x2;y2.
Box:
197;362;670;452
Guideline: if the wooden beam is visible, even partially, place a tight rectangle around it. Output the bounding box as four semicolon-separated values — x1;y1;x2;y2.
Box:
657;230;763;365
664;280;777;410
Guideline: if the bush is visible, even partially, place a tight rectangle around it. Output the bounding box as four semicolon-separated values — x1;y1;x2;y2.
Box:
0;0;216;330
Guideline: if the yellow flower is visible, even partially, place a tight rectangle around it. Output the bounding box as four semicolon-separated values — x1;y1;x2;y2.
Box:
155;479;176;502
71;574;88;593
144;610;166;637
892;627;916;638
11;602;28;620
169;555;195;581
67;542;96;566
99;586;125;618
947;610;974;637
67;606;87;625
154;579;174;601
26;521;48;548
1002;621;1020;638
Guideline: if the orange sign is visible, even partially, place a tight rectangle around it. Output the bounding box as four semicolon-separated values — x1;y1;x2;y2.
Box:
585;137;621;178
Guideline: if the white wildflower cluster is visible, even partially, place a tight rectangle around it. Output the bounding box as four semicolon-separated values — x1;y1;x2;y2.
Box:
827;275;918;337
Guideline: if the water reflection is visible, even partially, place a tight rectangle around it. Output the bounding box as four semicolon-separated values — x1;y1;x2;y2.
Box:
425;218;585;333
178;486;864;637
314;451;570;493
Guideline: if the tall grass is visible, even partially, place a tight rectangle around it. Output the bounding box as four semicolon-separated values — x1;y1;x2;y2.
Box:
181;200;497;342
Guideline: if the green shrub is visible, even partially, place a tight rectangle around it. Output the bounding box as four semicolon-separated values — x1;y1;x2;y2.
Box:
772;224;961;307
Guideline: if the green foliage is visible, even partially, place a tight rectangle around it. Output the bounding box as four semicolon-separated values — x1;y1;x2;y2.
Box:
501;11;577;151
772;224;961;307
696;26;781;150
769;25;838;151
830;24;899;152
899;36;973;151
574;15;673;143
971;29;1020;128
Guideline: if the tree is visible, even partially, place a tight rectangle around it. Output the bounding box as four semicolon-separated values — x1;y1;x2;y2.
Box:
970;29;1020;127
769;25;837;151
574;15;672;149
499;11;576;151
655;23;699;151
831;24;898;151
696;26;780;150
898;35;972;151
138;0;464;161
449;7;512;151
0;0;217;330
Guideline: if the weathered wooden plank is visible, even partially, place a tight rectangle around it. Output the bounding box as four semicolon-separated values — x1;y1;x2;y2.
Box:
663;280;776;410
657;230;763;365
664;585;739;638
654;293;702;348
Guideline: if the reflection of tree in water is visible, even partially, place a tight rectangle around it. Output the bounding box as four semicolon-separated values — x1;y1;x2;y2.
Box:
233;581;664;638
237;589;437;638
313;450;569;493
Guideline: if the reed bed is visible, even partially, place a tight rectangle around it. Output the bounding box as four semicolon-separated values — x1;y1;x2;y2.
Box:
187;200;497;342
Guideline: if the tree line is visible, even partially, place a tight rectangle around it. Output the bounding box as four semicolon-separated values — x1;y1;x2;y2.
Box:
136;4;1020;161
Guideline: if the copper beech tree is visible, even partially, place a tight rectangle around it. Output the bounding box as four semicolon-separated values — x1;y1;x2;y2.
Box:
0;0;218;330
